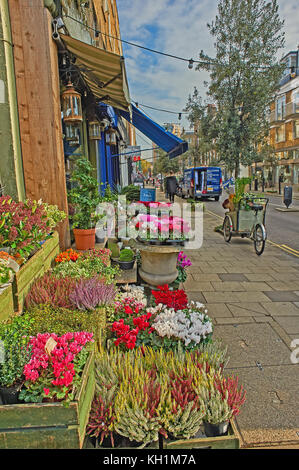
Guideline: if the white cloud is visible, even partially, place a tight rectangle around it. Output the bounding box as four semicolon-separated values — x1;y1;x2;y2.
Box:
117;0;299;147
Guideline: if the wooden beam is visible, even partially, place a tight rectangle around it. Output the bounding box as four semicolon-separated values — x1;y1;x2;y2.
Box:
8;0;70;250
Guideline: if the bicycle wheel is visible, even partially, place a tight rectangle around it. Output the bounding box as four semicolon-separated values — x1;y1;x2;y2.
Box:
254;223;266;255
223;215;232;242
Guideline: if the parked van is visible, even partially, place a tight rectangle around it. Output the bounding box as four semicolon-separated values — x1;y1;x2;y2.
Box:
181;167;222;201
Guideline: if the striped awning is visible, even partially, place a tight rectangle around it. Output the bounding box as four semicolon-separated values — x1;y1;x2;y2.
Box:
60;34;131;111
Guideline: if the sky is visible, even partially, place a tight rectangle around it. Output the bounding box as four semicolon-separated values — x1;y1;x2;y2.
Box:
117;0;299;158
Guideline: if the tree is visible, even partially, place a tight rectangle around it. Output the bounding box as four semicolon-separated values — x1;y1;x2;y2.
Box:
198;0;285;177
153;149;179;176
184;87;219;168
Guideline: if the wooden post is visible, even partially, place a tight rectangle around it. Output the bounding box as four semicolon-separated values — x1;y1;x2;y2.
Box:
8;0;70;250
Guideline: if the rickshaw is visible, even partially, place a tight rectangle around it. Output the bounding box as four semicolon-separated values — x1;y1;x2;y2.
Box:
223;196;269;255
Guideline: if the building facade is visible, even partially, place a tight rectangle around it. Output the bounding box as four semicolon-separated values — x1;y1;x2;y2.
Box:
255;50;299;186
0;0;135;249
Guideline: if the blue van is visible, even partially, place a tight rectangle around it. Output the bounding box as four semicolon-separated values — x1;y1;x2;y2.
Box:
181;167;222;201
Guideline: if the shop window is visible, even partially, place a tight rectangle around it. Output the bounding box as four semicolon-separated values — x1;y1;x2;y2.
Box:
276;125;285;143
276;95;286;120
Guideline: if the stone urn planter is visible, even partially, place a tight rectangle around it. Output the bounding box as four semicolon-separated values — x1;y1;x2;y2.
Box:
137;243;180;288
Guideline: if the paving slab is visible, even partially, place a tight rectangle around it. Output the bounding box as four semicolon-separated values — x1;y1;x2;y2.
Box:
226;302;269;317
260;302;299;317
274;316;299;335
234;365;299;448
204;303;233;318
191;273;221;282
243;273;276;282
213;322;293;368
263;291;299;302
218;273;249;282
185;291;206;304
211;281;245;291
240;282;273;291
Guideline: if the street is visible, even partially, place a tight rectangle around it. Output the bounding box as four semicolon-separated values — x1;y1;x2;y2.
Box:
200;193;299;255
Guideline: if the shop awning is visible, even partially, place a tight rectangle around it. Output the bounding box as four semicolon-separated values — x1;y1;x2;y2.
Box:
60;34;131;111
119;104;188;158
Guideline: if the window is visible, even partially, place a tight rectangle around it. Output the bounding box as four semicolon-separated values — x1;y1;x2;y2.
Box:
276;125;285;143
282;53;297;77
276;95;286;120
294;120;299;139
294;91;299;113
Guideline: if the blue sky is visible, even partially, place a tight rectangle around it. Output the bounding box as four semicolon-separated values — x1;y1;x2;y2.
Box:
117;0;299;152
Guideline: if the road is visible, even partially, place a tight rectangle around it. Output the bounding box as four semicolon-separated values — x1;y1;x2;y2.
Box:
200;193;299;255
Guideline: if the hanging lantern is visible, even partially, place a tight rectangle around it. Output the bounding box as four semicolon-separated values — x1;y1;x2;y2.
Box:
65;122;80;146
105;126;117;145
88;121;101;140
61;81;83;123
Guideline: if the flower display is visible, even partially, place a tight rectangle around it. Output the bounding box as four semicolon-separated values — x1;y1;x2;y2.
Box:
20;331;93;404
0;196;52;260
55;248;81;263
151;284;188;311
109;287;212;353
151;302;213;348
69;277;116;311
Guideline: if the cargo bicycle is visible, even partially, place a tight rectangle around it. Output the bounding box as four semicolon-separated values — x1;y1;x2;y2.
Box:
223;196;269;255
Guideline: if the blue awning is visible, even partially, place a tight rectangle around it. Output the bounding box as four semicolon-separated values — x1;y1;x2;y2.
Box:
119;104;188;159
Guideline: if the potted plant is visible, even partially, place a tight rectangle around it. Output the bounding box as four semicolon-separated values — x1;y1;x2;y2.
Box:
0;196;52;263
68;158;103;250
199;374;246;437
0;316;32;404
117;248;135;270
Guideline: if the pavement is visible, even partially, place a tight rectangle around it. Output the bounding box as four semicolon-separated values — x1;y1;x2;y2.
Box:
156;189;299;449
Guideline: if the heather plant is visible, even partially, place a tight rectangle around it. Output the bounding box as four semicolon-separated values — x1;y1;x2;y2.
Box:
91;345;232;446
69;278;116;311
25;304;100;337
24;272;78;310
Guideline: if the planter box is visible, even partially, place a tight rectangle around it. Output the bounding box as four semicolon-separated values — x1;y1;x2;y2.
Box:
12;232;60;313
0;349;95;449
0;284;14;322
162;421;239;449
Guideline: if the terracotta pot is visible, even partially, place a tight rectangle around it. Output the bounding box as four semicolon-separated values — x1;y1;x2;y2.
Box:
73;228;96;250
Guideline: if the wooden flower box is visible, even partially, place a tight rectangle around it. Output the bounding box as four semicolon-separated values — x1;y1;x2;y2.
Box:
12;232;60;313
0;284;14;322
162;421;240;449
0;349;95;449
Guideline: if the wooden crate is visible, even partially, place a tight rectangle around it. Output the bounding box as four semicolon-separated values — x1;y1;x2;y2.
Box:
162;421;239;449
12;232;60;313
0;284;14;322
0;349;95;449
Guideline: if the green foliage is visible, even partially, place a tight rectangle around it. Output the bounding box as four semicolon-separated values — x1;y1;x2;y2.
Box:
153;149;179;176
43;203;66;229
120;185;140;202
0;314;33;387
18;347;89;406
197;0;285;175
52;256;119;284
119;249;134;262
25;304;101;337
232;177;252;204
68;158;102;229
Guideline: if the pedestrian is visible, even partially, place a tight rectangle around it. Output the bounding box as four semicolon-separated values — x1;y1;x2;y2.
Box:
166;170;178;203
